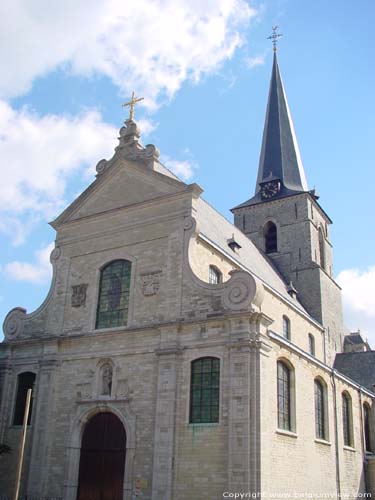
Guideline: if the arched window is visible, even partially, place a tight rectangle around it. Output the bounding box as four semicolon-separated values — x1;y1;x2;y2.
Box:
342;392;354;447
315;379;327;440
96;260;131;329
308;334;315;356
363;403;372;452
190;357;220;424
13;372;36;426
264;221;277;253
209;265;222;285
282;316;291;340
277;360;294;431
319;227;326;270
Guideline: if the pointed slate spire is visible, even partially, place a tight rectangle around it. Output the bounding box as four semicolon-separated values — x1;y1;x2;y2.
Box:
256;52;308;194
232;52;309;210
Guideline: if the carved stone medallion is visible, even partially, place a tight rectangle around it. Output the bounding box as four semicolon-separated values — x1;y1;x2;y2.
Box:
71;284;88;308
141;272;162;296
76;382;92;400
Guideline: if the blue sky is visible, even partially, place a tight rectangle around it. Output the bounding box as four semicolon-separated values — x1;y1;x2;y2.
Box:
1;0;374;343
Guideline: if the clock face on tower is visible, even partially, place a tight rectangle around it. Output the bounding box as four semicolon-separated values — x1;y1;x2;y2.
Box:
260;180;280;199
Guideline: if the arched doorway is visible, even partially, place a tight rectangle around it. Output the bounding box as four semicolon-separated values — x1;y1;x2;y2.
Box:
77;412;126;500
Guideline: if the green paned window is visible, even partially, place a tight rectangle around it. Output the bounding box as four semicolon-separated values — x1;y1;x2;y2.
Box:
364;403;372;452
96;260;131;329
190;357;220;424
315;379;326;440
342;392;353;447
277;361;291;431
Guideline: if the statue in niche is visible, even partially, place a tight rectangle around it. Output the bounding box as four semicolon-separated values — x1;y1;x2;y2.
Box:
101;364;113;396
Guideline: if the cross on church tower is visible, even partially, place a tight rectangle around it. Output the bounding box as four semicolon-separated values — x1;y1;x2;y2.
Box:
122;91;144;121
267;25;282;52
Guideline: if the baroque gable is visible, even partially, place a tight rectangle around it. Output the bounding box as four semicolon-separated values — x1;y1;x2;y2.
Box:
52;119;189;227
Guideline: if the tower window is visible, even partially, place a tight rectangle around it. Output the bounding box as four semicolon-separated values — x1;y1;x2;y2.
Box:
282;315;291;340
209;265;222;285
264;221;277;253
308;334;315;356
190;357;220;424
277;360;294;431
13;372;36;426
319;227;326;270
96;260;132;329
342;392;354;447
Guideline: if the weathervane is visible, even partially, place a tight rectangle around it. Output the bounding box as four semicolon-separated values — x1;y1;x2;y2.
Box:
122;91;144;121
267;26;282;52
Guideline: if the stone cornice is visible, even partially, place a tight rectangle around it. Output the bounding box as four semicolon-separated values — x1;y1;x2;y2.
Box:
53;185;199;232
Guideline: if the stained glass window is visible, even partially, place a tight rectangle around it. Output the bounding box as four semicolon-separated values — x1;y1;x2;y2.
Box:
315;379;326;440
13;372;36;426
342;392;353;447
96;260;131;329
277;361;291;431
190;357;220;424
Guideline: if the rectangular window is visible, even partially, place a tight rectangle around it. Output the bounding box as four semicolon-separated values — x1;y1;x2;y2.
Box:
190;357;220;424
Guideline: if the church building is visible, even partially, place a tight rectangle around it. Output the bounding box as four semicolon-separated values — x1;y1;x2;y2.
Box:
1;45;374;500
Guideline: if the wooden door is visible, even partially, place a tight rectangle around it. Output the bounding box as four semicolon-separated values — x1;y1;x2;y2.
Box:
77;412;126;500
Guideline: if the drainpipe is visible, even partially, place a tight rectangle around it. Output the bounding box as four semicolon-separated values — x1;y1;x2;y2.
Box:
359;390;368;493
331;370;341;500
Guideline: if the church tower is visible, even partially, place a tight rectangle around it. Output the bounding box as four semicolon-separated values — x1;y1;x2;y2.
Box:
232;50;344;362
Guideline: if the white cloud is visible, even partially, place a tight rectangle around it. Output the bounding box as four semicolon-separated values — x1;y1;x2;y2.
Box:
0;0;256;106
5;242;54;284
337;266;375;346
0;101;117;244
137;118;158;138
161;155;197;181
245;55;265;69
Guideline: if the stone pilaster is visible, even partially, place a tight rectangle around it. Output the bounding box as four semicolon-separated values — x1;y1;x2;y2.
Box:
0;360;12;441
26;353;58;496
151;340;180;500
227;314;270;496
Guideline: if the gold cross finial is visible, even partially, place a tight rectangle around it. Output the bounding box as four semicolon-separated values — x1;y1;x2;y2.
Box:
267;26;282;52
122;91;144;121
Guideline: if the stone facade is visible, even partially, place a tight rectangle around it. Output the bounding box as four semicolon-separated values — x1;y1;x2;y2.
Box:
0;80;374;499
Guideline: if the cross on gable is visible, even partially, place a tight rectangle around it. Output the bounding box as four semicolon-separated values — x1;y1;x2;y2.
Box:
122;91;144;121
